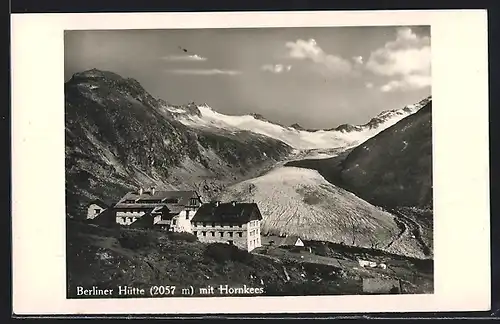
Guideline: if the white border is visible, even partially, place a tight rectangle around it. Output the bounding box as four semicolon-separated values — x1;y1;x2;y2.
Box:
11;10;490;315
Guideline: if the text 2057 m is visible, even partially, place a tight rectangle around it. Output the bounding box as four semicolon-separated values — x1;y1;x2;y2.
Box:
149;285;176;296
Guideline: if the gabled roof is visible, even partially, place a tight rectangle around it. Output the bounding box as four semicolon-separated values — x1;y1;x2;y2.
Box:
89;199;112;208
279;235;303;246
191;202;262;224
116;190;199;206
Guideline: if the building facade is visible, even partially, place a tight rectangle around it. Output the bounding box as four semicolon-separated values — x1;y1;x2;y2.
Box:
86;199;109;220
89;187;203;230
190;201;263;251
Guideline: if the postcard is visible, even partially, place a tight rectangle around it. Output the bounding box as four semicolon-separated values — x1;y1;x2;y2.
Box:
11;9;490;315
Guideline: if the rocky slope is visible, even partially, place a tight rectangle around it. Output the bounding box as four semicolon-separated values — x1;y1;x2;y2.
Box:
65;69;292;219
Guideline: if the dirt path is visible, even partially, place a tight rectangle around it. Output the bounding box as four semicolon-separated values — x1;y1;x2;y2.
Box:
390;210;431;257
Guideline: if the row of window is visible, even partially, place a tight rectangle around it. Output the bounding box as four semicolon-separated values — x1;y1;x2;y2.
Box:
116;210;146;214
194;222;244;228
194;231;243;238
249;237;260;248
249;220;260;227
122;198;199;205
117;216;137;224
249;229;260;236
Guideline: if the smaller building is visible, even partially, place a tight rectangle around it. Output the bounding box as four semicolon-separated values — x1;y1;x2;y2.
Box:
279;235;305;248
191;201;263;251
87;199;111;220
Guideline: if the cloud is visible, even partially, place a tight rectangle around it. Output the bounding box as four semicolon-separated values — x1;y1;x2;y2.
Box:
380;74;431;92
161;54;207;61
353;56;364;65
261;64;292;73
366;27;431;92
285;38;353;75
365;82;374;89
166;69;241;76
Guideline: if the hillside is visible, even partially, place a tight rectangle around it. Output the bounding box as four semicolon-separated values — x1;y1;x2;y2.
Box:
287;100;432;209
219;166;425;259
65;69;292;219
66;220;433;297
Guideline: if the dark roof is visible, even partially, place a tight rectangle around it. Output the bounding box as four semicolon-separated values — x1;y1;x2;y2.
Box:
191;202;262;224
280;235;303;246
114;203;164;210
129;213;155;228
88;208;115;226
89;199;112;208
116;190;199;206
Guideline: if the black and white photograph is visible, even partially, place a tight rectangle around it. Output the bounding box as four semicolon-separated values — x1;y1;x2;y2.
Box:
65;25;434;298
11;10;490;315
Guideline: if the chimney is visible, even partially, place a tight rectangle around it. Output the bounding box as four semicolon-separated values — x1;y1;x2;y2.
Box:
231;201;237;206
215;201;220;207
151;186;156;195
138;187;143;195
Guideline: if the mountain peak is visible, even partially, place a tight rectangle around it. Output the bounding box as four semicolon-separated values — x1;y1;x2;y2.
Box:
71;68;125;81
290;123;305;131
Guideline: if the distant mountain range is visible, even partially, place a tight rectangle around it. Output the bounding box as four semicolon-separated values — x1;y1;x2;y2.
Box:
170;94;431;150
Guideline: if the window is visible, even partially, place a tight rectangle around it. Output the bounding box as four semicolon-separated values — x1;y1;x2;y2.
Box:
220;232;224;238
228;240;234;245
239;224;243;228
185;211;190;219
190;198;198;206
172;220;177;225
202;231;206;237
229;224;233;228
203;222;207;227
229;232;233;238
193;231;197;236
94;209;101;215
238;232;243;238
211;232;215;237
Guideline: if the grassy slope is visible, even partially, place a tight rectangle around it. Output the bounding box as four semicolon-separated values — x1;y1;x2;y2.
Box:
67;220;433;297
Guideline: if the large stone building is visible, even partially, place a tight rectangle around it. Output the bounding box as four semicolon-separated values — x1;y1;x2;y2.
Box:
190;201;263;252
87;187;202;230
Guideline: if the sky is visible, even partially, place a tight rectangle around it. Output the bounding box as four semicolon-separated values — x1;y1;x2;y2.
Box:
65;26;431;129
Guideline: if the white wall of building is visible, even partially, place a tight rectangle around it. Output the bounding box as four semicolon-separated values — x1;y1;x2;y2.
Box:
115;210;147;225
246;219;262;252
87;203;105;219
172;209;197;233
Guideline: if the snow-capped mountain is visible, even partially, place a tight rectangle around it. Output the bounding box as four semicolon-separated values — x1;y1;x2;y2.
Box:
170;96;432;150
